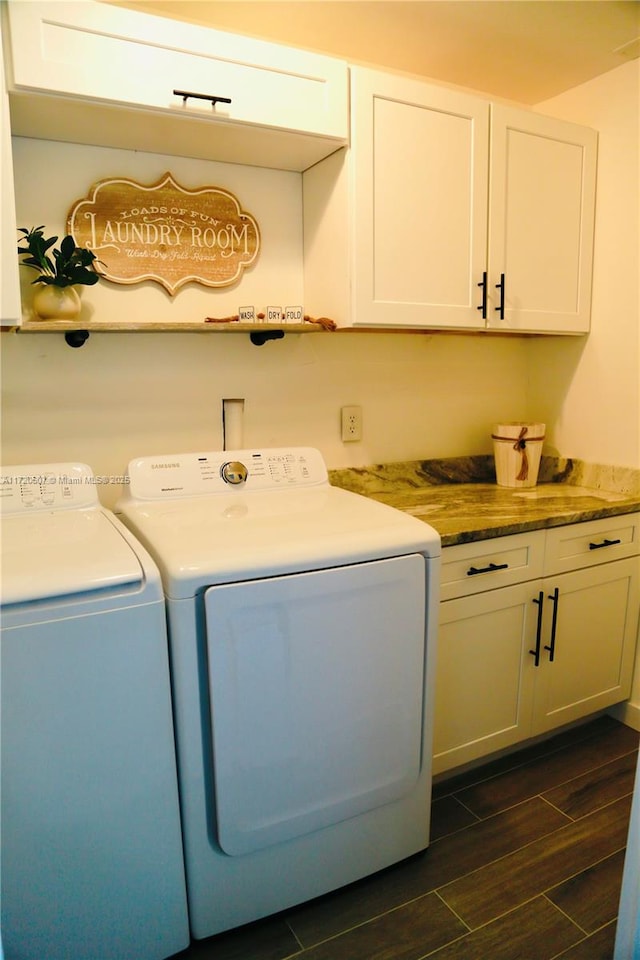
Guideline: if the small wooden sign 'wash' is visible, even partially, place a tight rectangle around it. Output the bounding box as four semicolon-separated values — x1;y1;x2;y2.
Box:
67;173;260;295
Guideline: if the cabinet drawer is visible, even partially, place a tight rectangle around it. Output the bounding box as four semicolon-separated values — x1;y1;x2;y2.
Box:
441;530;545;601
5;1;348;170
544;514;640;575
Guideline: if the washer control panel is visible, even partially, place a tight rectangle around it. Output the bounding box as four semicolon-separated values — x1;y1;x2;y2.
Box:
0;463;99;513
126;447;329;500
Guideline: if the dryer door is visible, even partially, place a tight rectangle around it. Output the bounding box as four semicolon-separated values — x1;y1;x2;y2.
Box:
204;554;427;856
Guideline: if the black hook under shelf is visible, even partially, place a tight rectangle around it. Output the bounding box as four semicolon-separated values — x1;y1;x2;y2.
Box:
250;330;285;346
64;330;90;348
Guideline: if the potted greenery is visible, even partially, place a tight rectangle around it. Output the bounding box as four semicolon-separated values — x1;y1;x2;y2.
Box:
17;226;102;320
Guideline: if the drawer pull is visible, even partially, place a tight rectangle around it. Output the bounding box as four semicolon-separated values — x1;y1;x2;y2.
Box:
588;538;622;550
530;591;544;666
544;587;559;662
173;89;232;107
467;562;509;576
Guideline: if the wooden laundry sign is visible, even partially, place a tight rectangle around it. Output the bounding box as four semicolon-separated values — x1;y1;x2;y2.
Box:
67;173;260;295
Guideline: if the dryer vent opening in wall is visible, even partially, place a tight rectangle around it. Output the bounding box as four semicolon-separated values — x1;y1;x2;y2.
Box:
223;399;244;450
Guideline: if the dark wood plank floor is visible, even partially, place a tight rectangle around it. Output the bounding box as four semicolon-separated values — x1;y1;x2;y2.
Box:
172;714;639;960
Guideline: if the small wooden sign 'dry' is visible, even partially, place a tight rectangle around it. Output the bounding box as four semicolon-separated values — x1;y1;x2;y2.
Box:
67;172;260;296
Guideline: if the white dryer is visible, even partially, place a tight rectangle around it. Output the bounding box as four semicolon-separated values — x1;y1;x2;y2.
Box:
0;463;189;960
117;446;441;940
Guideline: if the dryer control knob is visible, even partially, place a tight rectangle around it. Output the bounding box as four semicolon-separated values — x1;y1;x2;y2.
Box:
220;461;248;485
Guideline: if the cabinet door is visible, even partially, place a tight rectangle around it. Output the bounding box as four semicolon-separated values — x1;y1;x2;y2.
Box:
5;1;348;170
488;105;597;334
532;558;640;734
350;67;489;329
434;582;538;775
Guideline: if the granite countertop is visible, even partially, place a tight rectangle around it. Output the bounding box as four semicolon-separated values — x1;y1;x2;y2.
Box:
329;456;640;547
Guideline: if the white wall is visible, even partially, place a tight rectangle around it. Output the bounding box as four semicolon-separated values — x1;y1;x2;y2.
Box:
11;139;305;326
1;137;531;508
530;60;640;469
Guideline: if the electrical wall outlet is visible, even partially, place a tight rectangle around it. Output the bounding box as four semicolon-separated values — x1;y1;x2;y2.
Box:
341;405;363;442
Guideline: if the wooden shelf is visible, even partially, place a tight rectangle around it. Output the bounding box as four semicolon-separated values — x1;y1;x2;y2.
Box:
14;320;328;334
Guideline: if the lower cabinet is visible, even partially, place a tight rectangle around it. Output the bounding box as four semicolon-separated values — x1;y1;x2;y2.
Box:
433;515;640;775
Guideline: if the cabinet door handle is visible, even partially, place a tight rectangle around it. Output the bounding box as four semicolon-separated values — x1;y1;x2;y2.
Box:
530;591;544;666
544;587;559;662
588;537;621;550
477;271;488;320
466;561;509;576
495;273;505;319
173;89;232;107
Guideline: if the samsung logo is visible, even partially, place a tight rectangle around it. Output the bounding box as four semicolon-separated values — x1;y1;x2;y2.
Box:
151;462;180;470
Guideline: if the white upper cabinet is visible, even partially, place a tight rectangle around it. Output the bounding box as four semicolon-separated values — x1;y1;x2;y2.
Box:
3;0;348;171
350;69;490;330
304;68;490;330
304;67;597;334
0;17;20;325
488;106;597;334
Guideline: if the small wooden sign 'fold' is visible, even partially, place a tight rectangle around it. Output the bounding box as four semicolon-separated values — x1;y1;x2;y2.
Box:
67;173;260;295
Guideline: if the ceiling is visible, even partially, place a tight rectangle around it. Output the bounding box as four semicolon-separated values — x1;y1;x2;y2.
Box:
103;0;640;104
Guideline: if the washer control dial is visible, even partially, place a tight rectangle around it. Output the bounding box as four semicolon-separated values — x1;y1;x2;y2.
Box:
220;461;248;485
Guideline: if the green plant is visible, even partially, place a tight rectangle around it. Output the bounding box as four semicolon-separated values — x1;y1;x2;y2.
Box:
17;226;101;287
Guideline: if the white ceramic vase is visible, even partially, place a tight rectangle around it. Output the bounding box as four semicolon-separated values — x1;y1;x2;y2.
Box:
32;284;81;321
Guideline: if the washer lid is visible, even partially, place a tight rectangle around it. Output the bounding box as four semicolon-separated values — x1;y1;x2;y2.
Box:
118;484;440;599
1;509;143;605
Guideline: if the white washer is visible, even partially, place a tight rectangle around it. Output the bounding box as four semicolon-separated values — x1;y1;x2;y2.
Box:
117;446;441;940
0;463;189;960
